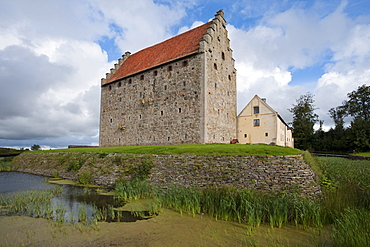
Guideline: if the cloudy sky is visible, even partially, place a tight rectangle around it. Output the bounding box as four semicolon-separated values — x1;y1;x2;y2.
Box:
0;0;369;149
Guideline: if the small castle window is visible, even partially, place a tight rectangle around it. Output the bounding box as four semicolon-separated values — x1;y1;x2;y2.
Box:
179;108;182;113
160;111;164;116
254;119;260;127
110;118;112;123
128;79;132;84
182;60;188;67
244;134;247;138
265;133;269;137
140;75;144;80
254;107;260;114
139;114;142;119
214;63;217;70
228;75;231;80
153;70;158;76
221;52;225;60
118;82;122;87
215;83;217;88
168;65;173;72
183;81;186;86
139;92;142;97
164;85;167;90
108;85;112;91
168;137;170;141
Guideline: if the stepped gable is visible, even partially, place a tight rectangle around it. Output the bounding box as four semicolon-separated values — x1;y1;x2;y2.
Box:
103;22;212;85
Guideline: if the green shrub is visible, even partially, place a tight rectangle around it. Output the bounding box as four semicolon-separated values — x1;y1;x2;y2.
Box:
78;172;91;184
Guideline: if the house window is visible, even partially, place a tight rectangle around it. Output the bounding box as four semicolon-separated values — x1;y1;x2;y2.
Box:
254;106;259;114
182;60;188;67
140;75;144;80
153;70;158;76
221;52;225;60
265;133;269;137
168;65;173;72
254;119;260;127
244;134;247;138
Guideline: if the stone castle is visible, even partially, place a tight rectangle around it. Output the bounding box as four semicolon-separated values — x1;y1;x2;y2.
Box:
100;10;237;146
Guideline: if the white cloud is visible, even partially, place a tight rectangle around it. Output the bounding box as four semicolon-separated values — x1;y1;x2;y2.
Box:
229;1;370;128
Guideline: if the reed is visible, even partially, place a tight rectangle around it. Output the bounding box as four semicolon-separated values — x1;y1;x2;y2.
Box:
332;208;370;247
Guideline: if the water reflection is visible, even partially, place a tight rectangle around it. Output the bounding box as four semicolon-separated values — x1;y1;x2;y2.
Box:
0;172;139;222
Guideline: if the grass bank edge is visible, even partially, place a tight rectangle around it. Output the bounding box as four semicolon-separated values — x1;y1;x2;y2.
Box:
30;144;302;156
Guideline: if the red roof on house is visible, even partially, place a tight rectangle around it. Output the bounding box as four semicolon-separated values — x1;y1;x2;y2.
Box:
104;22;211;85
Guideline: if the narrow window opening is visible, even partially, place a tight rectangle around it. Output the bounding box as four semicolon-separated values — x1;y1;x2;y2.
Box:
139;92;142;97
215;83;217;88
160;111;164;116
168;137;170;141
118;82;122;87
182;60;188;67
228;75;231;80
265;133;269;137
183;81;186;86
108;85;112;91
110;118;112;123
244;134;247;138
139;114;142;119
221;52;225;60
168;65;172;72
153;70;158;76
214;63;217;70
140;75;144;80
128;79;132;84
254;119;260;127
179;108;182;113
164;85;167;90
254;106;260;114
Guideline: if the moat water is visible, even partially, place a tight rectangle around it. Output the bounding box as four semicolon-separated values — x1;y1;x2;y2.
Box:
0;172;136;222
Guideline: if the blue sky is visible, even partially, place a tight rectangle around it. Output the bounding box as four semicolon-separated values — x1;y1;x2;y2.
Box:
0;0;369;149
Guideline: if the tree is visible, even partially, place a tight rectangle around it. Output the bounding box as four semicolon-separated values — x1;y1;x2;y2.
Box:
289;93;318;150
31;144;41;151
342;84;370;120
332;84;370;151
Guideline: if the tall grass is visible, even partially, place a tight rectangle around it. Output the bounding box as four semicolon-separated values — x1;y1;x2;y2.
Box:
114;180;323;230
318;157;370;245
332;208;370;247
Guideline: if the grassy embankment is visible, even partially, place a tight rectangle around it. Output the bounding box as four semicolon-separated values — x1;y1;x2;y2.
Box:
34;143;302;156
0;148;20;171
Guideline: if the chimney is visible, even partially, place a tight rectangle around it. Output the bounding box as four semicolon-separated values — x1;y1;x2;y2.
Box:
261;98;266;102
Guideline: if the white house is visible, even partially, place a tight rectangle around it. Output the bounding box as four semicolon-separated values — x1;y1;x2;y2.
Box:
237;95;294;148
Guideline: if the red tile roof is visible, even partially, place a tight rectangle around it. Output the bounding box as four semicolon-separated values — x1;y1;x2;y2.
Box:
104;22;211;85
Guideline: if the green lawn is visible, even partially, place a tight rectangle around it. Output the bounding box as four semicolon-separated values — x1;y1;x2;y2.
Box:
355;152;370;157
33;144;302;156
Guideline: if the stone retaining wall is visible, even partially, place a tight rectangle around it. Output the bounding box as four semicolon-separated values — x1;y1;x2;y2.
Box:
12;153;321;196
